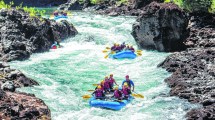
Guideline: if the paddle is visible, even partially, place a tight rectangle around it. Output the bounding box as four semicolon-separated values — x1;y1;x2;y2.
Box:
132;91;144;98
104;50;116;59
106;47;110;49
87;90;95;92
136;50;142;56
92;84;99;86
82;94;91;100
102;50;109;53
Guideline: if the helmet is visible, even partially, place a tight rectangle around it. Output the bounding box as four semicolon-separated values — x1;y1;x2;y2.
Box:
110;74;113;76
124;82;128;86
97;85;101;89
105;76;108;79
101;80;105;84
114;86;118;90
114;43;117;46
126;75;129;78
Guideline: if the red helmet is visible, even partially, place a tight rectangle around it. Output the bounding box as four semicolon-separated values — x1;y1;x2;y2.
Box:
126;75;129;78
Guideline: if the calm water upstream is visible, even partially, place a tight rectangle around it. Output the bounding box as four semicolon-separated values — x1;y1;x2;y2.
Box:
10;11;199;120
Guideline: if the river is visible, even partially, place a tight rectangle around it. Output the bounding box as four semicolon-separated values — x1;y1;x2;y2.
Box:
10;11;199;120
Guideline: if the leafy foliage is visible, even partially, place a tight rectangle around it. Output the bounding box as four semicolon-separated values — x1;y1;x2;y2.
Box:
90;0;104;4
0;0;46;17
0;0;14;9
116;0;129;5
165;0;214;13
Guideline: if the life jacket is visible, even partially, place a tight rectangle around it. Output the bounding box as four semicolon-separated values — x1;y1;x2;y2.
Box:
51;45;57;49
129;47;135;52
120;44;126;50
111;46;116;51
109;78;114;87
114;90;122;98
104;80;110;89
95;89;103;97
122;87;131;95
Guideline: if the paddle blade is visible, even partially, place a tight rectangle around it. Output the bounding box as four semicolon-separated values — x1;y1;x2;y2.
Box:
102;50;109;53
87;90;95;92
82;95;91;99
104;54;109;59
137;50;142;52
93;84;98;86
110;51;115;54
132;94;144;98
67;12;72;17
106;47;110;49
137;53;142;56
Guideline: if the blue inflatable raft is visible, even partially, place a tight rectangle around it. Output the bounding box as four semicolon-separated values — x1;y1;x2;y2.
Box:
89;96;133;110
54;16;68;21
109;50;137;59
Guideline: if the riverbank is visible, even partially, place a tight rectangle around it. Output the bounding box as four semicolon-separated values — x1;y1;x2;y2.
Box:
0;7;77;119
129;2;215;119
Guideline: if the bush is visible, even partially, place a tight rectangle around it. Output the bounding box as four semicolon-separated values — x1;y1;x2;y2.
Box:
90;0;104;4
165;0;214;13
0;0;46;17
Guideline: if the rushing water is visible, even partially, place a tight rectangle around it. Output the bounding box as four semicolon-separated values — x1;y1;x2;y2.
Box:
10;11;199;120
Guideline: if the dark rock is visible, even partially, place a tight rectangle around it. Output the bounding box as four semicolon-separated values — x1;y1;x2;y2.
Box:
158;11;215;119
130;0;164;9
16;76;39;87
202;99;215;106
0;88;5;99
58;0;83;10
1;81;15;92
0;8;78;62
131;2;188;52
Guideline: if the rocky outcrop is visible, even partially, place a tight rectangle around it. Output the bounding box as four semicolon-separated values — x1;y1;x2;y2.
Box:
4;0;68;7
58;0;92;10
58;0;164;16
0;61;47;119
0;89;51;119
0;62;38;90
158;12;215;119
0;8;78;62
131;2;188;52
0;8;78;119
130;0;164;9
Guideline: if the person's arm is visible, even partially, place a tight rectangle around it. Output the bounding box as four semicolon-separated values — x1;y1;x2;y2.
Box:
122;81;125;87
92;91;95;95
114;79;118;86
131;80;135;91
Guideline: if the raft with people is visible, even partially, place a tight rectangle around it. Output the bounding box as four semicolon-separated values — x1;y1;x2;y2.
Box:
50;10;70;21
102;43;142;59
50;41;62;49
82;74;144;110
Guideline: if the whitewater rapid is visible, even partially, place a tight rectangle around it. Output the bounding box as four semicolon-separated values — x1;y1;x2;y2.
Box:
10;11;199;120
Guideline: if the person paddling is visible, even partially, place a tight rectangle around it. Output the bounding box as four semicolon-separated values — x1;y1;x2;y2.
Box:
122;83;131;99
129;46;135;52
108;74;118;91
113;86;122;100
104;76;110;93
53;10;59;17
92;85;105;100
122;75;135;92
